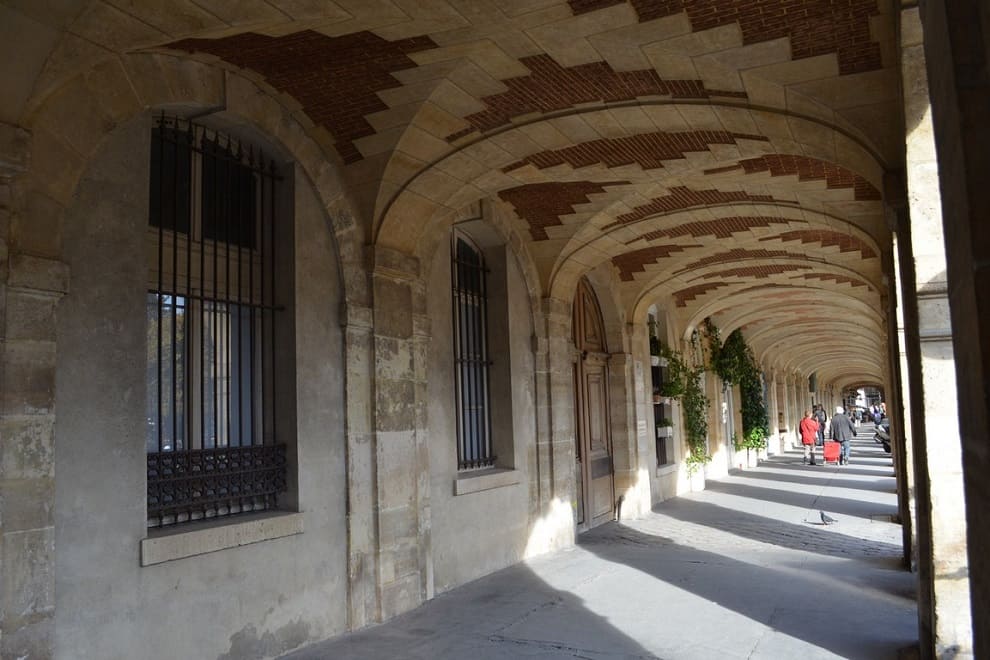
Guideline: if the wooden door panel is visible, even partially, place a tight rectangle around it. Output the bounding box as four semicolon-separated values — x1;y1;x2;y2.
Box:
573;279;614;530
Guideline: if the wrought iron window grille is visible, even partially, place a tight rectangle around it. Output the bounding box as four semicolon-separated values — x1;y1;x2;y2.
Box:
146;114;288;527
451;233;496;470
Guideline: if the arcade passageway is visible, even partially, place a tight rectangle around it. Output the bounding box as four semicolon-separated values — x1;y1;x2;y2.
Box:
285;436;915;660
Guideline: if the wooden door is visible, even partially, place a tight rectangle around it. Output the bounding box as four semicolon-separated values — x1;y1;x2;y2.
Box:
573;279;614;529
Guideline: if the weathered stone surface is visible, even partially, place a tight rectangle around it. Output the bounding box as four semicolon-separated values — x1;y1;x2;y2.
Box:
1;340;56;414
0;415;54;479
5;288;57;340
7;254;68;294
0;121;30;175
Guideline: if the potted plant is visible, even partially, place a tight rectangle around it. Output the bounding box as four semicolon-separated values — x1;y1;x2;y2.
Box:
657;417;674;436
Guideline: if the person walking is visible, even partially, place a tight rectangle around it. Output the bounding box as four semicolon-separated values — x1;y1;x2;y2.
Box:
813;405;827;446
830;405;857;465
800;409;820;465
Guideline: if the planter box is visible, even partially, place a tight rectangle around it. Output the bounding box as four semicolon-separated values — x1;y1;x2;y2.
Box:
658;357;668;367
650;355;661;366
657;425;673;437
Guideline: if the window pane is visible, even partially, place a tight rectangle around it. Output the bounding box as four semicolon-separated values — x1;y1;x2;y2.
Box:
146;293;186;452
149;125;192;233
201;138;257;249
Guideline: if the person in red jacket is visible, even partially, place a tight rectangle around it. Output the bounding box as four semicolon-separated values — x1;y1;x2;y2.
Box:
800;409;820;465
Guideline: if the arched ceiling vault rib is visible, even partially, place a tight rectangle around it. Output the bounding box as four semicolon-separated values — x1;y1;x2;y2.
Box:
678;284;881;335
373;100;890;255
715;296;886;334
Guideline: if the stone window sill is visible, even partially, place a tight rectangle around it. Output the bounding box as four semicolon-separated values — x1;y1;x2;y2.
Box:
656;464;678;477
140;511;304;566
454;468;521;496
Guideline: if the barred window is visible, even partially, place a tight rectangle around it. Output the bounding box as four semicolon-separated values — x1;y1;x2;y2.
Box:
145;115;288;527
451;233;494;469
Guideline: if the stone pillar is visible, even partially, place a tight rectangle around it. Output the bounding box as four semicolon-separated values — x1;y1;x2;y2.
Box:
883;208;916;569
367;246;431;621
788;374;800;449
898;7;973;656
526;297;576;553
610;322;651;518
766;369;779;455
917;2;990;655
776;371;789;452
1;126;62;659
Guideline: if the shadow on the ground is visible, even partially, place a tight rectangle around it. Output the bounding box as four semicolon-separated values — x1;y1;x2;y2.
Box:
281;562;661;659
580;523;916;660
731;468;896;492
646;495;902;557
699;479;899;520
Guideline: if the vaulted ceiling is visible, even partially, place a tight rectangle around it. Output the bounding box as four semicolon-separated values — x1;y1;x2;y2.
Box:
3;0;901;387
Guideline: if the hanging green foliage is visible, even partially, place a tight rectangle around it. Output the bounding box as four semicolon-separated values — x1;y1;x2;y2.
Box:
656;341;711;472
681;365;711;472
704;321;770;447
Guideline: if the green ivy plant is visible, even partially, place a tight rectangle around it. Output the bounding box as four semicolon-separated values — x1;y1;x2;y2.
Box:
652;342;711;471
681;365;711;472
705;320;770;447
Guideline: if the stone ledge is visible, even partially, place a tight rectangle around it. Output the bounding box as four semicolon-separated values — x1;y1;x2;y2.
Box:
140;511;303;566
453;468;521;496
656;464;678;477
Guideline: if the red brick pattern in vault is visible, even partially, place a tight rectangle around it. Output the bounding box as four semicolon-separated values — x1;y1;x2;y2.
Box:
612;244;699;280
499;181;629;240
605;187;789;230
677;247;810;272
697;264;814;280
674;282;729;307
569;0;883;75
447;55;747;141
706;154;882;201
636;215;801;242
168;30;438;164
761;230;878;259
502;131;768;173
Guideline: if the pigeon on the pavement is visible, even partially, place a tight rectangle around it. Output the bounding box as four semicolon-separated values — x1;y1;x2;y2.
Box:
820;510;837;525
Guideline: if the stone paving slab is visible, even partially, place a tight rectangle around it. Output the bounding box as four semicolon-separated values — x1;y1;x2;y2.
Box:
283;438;916;659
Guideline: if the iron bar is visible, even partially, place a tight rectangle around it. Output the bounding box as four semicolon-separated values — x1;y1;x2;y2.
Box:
269;159;276;448
156;115;165;455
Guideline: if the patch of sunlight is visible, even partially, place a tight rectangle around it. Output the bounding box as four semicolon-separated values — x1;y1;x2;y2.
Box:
523;497;575;558
525;546;852;659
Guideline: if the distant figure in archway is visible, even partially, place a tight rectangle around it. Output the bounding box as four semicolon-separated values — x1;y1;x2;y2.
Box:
830;406;858;466
813;405;827;446
800;410;820;466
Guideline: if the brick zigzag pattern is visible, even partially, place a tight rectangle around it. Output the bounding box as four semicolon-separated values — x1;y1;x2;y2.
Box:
447;54;746;141
603;186;794;230
695;264;814;280
499;181;629;240
760;229;878;259
797;273;870;289
705;154;882;201
673;282;728;307
612;244;701;281
568;0;882;75
634;215;802;243
674;247;815;274
168;30;438;164
502;130;768;173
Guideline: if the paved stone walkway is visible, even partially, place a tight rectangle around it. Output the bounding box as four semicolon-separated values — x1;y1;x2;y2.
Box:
284;435;917;659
